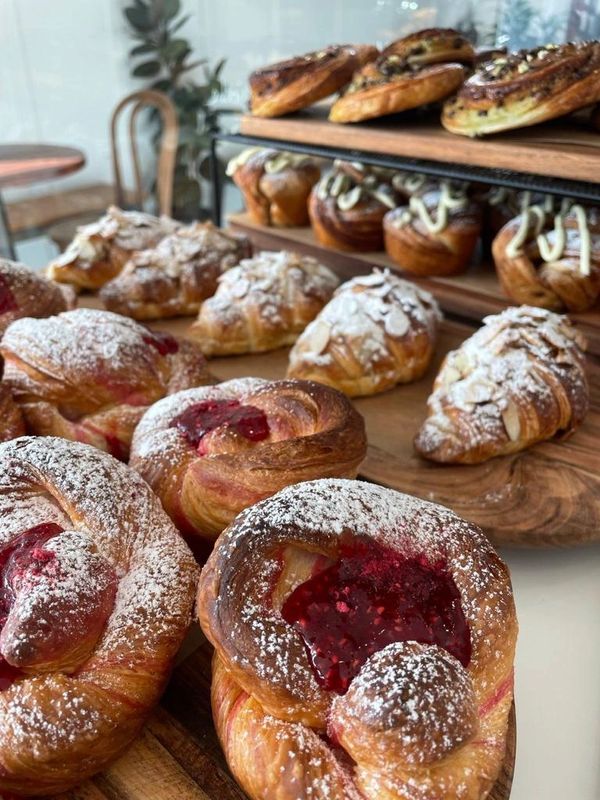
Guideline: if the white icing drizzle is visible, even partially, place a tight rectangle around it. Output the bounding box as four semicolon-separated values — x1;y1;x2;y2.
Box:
394;182;469;234
226;148;312;176
505;205;546;258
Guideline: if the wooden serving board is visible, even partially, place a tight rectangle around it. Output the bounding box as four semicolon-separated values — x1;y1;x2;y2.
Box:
228;212;600;357
53;630;515;800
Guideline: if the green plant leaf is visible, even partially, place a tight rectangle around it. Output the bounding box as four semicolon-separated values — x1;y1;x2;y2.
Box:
124;5;153;30
168;14;190;34
161;38;189;61
162;0;181;20
130;42;156;56
133;59;162;77
151;78;172;92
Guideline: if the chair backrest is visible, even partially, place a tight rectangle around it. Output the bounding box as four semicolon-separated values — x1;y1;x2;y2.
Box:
110;90;179;217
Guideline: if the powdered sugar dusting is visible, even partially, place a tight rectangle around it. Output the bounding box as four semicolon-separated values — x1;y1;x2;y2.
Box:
0;258;68;336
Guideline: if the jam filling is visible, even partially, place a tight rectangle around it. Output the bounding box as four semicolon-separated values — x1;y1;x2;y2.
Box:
0;522;63;691
171;399;270;452
142;330;179;356
0;275;18;315
281;542;471;695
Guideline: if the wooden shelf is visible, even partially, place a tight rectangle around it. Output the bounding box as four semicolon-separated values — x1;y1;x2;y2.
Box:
228;212;600;357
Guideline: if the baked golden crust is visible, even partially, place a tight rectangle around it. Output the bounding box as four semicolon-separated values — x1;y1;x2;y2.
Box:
198;479;517;800
250;44;378;117
288;270;442;397
0;309;214;460
188;250;339;356
0;436;197;796
130;377;366;545
415;306;589;464
99;223;251;320
229;148;320;227
330;29;473;123
442;41;600;136
0;259;72;339
0;383;25;442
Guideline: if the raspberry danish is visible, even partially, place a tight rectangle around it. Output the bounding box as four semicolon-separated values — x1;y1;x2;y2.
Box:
130;377;366;547
198;479;517;800
0;384;25;443
1;308;213;460
0;436;197;796
288;270;441;397
188;250;339;356
415;306;589;464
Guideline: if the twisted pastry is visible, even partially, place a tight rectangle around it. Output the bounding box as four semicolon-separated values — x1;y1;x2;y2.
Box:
130;377;366;548
188;250;339;356
227;148;320;227
443;41;600;136
309;161;400;251
288;270;442;397
0;384;25;442
47;206;179;290
492;202;600;312
198;479;517;800
249;44;378;117
0;258;74;339
384;181;482;275
415;306;588;464
1;308;213;460
330;28;474;123
99;222;251;320
0;436;197;796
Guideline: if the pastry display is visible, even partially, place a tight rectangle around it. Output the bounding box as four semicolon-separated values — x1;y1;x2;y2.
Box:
384;181;482;275
47;206;179;290
249;44;378;117
198;479;517;800
330;28;474;123
0;436;197;796
130;377;366;546
99;222;251;320
493;201;600;312
0;308;213;460
288;270;441;396
0;383;25;442
443;41;600;136
415;306;589;464
309;160;399;251
188;250;339;356
227;148;320;227
0;258;74;339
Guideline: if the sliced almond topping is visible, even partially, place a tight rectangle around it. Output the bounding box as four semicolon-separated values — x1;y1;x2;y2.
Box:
384;306;410;338
502;401;521;442
307;320;331;354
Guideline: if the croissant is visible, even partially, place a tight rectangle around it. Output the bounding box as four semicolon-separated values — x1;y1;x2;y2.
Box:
288;270;442;397
415;306;589;464
249;44;378;117
130;377;366;550
47;206;179;290
443;41;600;136
1;308;214;460
188;250;339;356
0;258;74;339
227;148;320;227
330;28;474;123
384;181;482;276
492;202;600;312
309;161;400;251
99;222;251;320
198;479;517;800
0;383;25;442
0;436;197;796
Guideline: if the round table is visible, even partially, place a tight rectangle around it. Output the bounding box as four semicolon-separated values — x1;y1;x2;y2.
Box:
0;144;85;258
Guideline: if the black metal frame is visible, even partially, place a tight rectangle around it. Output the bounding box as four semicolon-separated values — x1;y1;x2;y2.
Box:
210;131;600;227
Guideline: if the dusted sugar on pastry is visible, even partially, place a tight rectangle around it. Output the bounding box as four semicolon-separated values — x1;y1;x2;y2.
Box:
493;201;600;312
227;148;320;227
384;180;482;276
47;205;179;290
100;222;252;320
309;160;401;252
330;28;474;123
288;270;441;397
198;479;517;800
1;308;214;460
443;41;600;137
188;250;339;355
0;436;197;796
415;306;589;464
249;44;378;117
130;377;366;547
0;384;25;443
0;258;74;339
